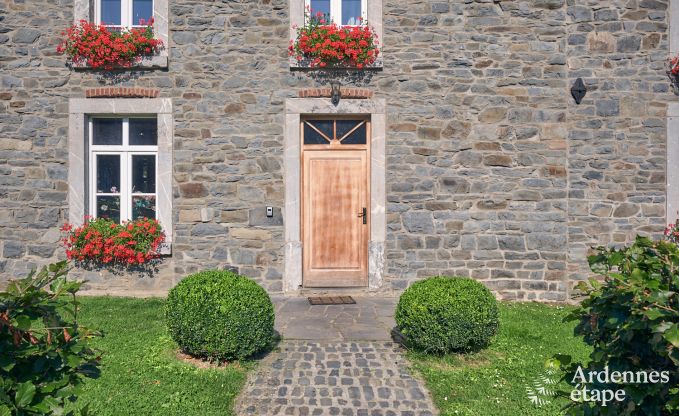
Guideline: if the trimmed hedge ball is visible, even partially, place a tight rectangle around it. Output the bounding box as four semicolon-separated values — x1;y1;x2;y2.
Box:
395;276;499;354
165;270;275;361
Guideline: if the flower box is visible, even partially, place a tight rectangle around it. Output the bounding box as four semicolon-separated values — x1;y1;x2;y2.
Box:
61;217;166;267
57;19;164;70
289;11;380;70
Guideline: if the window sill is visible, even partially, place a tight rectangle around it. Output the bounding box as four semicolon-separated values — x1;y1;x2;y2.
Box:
289;56;383;71
72;54;168;70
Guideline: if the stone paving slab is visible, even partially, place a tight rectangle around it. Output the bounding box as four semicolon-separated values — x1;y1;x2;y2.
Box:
272;296;398;341
234;341;437;416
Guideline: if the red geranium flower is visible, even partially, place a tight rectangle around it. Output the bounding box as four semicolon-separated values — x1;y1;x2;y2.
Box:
56;20;163;70
289;9;379;69
60;217;165;267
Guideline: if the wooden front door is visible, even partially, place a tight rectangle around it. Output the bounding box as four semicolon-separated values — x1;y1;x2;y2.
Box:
302;118;370;287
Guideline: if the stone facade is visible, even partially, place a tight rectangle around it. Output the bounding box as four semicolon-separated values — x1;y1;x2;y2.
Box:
0;0;672;301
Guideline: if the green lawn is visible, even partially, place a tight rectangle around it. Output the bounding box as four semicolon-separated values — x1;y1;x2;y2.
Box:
68;297;248;416
67;298;587;415
408;302;591;416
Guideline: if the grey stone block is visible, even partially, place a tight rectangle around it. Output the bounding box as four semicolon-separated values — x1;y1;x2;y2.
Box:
3;241;25;258
12;29;41;44
402;212;434;234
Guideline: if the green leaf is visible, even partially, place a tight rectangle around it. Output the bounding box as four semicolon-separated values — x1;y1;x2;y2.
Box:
653;321;674;333
587;277;602;290
644;309;666;320
0;405;11;416
0;356;15;372
13;315;32;331
663;324;679;348
14;381;36;409
573;281;590;293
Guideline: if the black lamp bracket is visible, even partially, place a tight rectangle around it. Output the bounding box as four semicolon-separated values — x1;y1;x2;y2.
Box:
331;81;341;106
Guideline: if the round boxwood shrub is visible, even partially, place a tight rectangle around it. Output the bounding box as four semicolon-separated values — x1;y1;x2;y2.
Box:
165;270;275;361
395;276;499;354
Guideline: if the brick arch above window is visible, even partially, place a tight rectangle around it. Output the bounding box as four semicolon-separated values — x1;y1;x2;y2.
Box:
289;0;383;69
73;0;169;69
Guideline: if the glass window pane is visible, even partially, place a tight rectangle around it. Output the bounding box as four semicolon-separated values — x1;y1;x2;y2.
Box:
342;0;362;25
303;122;331;144
129;118;157;145
101;0;122;26
132;0;153;26
132;155;156;194
308;120;334;138
336;119;362;139
97;196;121;223
310;0;331;20
92;118;123;145
96;155;120;193
340;122;367;144
132;195;156;220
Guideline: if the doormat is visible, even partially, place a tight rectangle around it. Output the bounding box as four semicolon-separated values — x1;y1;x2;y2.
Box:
308;296;356;305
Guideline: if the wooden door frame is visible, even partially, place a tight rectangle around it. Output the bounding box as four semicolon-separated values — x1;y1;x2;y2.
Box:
282;98;386;293
301;117;371;287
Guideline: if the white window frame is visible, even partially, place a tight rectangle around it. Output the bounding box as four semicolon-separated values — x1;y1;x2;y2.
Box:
88;117;159;223
95;0;155;28
74;0;168;68
304;0;367;26
69;98;173;250
291;0;382;68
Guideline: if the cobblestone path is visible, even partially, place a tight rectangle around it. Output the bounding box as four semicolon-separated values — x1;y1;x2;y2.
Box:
234;341;437;416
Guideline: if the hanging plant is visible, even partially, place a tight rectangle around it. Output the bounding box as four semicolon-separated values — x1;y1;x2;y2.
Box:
667;55;679;95
57;19;163;70
289;9;379;69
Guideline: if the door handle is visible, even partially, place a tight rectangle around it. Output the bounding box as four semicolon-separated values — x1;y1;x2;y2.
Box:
358;207;367;224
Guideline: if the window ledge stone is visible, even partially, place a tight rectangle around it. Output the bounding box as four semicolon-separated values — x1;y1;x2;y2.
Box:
289;56;383;71
72;54;168;70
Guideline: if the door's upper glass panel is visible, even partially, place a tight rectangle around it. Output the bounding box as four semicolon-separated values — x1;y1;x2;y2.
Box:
304;123;330;144
339;121;367;144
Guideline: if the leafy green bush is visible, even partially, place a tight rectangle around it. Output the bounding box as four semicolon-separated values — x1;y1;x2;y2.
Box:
395;276;499;354
165;270;275;361
556;236;678;415
0;261;101;415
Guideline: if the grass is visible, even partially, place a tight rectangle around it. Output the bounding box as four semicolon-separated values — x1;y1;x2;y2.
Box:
67;297;588;415
67;297;249;416
408;302;591;416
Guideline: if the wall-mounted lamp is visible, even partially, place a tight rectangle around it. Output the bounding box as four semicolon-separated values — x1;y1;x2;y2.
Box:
571;78;587;105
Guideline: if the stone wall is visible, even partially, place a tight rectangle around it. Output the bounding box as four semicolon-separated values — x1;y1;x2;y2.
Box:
0;0;671;300
565;0;669;284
